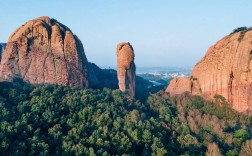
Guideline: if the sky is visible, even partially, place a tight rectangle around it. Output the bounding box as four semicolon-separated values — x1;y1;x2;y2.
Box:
0;0;251;69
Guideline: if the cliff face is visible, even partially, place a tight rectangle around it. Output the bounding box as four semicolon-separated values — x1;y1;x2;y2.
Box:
116;42;136;96
0;16;88;88
167;29;252;113
0;43;6;61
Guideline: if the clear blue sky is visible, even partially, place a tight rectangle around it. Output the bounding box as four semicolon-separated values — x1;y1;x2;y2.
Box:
1;0;251;69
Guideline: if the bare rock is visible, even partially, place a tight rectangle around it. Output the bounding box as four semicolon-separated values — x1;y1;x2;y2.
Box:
0;16;88;88
167;29;252;113
166;77;192;95
116;42;136;96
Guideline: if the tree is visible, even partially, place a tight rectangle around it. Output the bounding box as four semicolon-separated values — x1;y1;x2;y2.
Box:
239;139;252;156
231;27;247;34
233;129;249;147
151;137;167;156
0;81;251;155
205;142;222;156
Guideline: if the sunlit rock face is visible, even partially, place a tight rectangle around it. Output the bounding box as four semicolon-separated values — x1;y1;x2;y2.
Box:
0;16;88;88
166;77;191;95
116;42;136;97
167;30;252;113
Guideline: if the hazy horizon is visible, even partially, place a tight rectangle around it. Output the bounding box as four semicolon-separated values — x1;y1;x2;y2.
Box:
1;0;251;68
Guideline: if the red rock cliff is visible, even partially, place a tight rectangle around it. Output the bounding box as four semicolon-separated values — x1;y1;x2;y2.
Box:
0;16;88;88
116;42;136;97
166;29;252;113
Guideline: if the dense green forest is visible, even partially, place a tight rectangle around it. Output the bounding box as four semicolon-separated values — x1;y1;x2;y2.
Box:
0;80;251;156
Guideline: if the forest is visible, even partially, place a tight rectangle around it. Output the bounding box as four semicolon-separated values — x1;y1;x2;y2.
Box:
0;80;251;156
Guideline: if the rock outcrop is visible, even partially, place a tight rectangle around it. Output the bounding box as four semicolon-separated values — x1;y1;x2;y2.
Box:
116;42;136;96
0;43;6;61
0;16;88;88
166;77;192;95
166;76;201;96
88;62;161;101
166;29;252;113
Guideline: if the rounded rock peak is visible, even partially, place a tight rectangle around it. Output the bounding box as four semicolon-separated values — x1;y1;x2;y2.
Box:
36;16;51;23
117;42;134;53
0;16;89;88
28;16;51;25
9;16;71;42
116;42;135;69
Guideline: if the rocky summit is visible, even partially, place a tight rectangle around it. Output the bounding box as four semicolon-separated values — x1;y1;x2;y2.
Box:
166;29;252;113
0;16;88;88
116;42;136;97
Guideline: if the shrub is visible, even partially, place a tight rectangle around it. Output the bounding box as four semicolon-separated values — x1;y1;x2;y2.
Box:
231;27;247;34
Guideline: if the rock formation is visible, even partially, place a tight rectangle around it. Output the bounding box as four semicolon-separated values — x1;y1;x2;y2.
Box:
167;77;193;95
0;43;6;61
166;29;252;113
116;42;136;96
88;62;160;101
0;16;88;88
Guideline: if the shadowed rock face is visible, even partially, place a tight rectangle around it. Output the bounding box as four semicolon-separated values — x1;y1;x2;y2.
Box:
116;42;135;96
167;30;252;113
0;43;6;61
0;16;88;88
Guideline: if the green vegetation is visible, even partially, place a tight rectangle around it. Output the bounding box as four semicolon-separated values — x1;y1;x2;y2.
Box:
231;27;248;34
0;81;251;155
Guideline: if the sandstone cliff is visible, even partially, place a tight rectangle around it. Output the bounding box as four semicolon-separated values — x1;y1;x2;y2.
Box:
0;16;88;88
166;29;252;113
116;42;136;96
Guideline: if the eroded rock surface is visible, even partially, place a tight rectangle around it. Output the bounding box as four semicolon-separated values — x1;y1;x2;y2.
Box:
0;16;88;88
167;29;252;113
116;42;136;96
